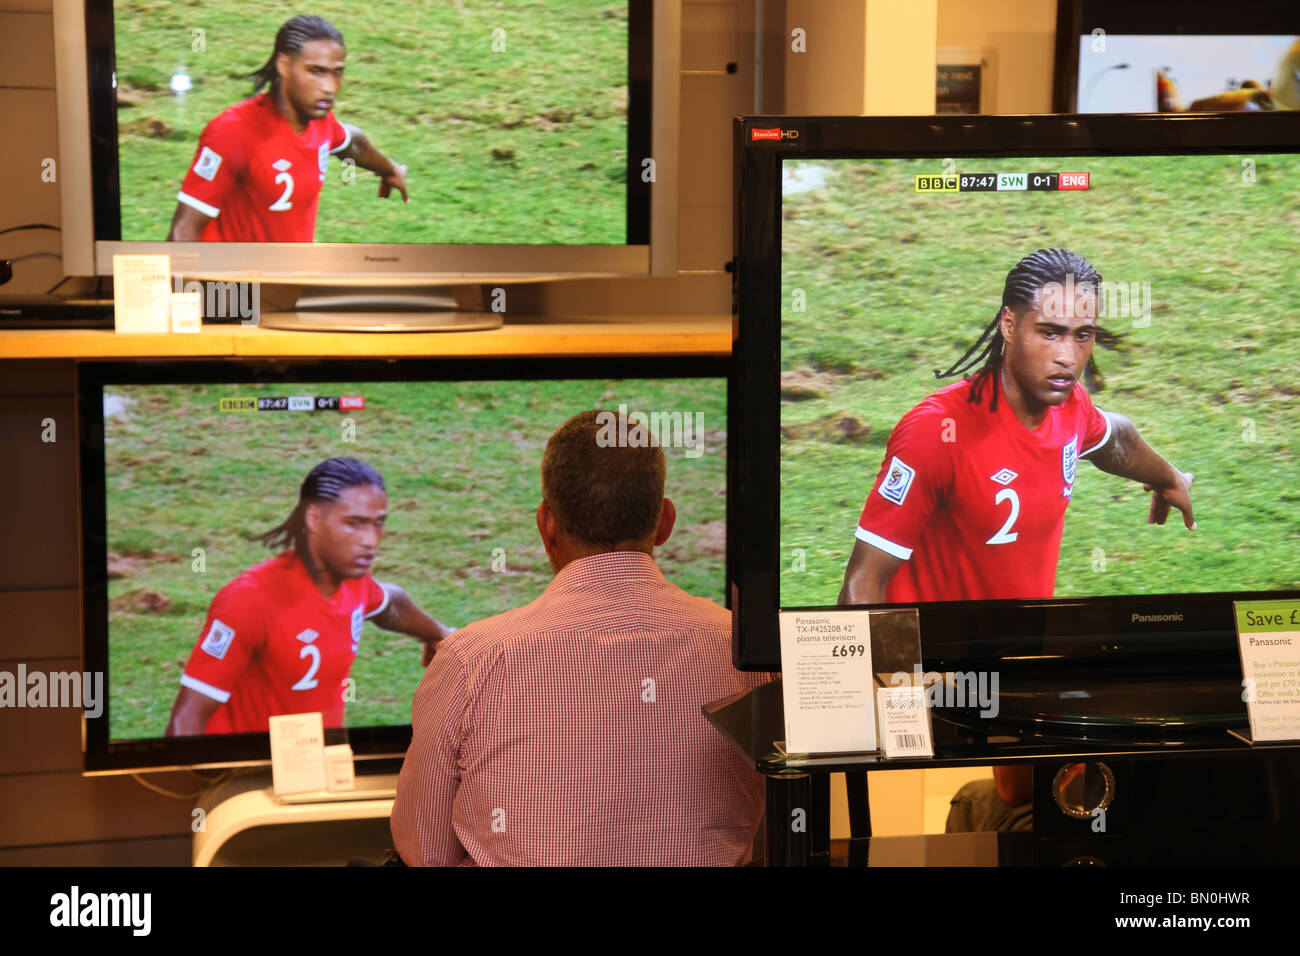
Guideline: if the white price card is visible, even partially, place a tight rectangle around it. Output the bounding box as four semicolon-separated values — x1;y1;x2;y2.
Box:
268;712;327;796
778;610;876;754
170;291;202;333
112;254;171;333
324;743;356;792
876;685;934;758
1235;600;1300;742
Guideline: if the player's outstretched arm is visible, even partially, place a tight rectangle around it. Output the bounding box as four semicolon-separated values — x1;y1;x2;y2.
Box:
165;686;221;736
1087;411;1195;529
167;202;214;241
370;582;453;666
336;124;408;202
838;539;905;606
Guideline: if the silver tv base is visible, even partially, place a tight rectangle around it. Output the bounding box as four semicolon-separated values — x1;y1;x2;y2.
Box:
257;311;504;332
257;287;504;332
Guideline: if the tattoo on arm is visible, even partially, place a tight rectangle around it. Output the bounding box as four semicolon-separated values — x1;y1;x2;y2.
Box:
1090;411;1136;473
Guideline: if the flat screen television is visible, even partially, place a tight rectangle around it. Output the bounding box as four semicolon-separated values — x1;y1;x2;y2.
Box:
1054;0;1300;113
79;356;727;773
729;112;1300;707
52;0;680;321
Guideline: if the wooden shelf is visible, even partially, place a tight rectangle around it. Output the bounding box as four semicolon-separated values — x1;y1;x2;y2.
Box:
0;314;733;360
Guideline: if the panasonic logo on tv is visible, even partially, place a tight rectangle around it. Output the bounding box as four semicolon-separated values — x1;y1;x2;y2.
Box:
1131;612;1184;623
363;255;400;262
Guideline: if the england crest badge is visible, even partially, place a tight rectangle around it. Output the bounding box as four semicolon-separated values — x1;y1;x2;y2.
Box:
1062;436;1078;487
351;605;364;654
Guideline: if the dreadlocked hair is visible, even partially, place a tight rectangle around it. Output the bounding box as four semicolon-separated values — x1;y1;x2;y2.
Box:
932;247;1126;410
259;457;384;556
244;15;345;95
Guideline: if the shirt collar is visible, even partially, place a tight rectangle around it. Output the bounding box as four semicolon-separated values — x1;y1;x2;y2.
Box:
545;550;665;595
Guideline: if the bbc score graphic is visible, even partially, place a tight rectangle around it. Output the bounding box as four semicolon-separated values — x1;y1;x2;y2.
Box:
916;171;1091;192
218;394;367;412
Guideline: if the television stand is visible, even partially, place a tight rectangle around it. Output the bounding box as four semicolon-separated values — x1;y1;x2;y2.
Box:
192;770;399;866
259;284;504;332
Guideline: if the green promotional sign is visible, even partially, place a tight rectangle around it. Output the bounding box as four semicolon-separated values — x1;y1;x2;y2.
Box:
1234;600;1300;634
1234;599;1300;743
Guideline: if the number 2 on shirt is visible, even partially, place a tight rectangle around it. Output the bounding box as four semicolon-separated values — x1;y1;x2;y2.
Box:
985;488;1020;545
269;171;294;211
291;643;320;691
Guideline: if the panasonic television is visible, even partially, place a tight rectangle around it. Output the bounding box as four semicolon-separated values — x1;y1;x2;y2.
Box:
80;355;727;772
729;111;1300;741
52;0;680;327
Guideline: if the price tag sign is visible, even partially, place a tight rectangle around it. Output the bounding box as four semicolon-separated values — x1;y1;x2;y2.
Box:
1235;600;1300;742
112;254;171;333
170;291;202;333
778;610;876;754
268;712;327;796
876;685;934;758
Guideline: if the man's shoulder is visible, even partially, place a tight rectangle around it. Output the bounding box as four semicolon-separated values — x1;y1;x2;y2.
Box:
203;94;272;137
443;581;731;659
886;378;986;450
213;553;294;601
915;377;982;414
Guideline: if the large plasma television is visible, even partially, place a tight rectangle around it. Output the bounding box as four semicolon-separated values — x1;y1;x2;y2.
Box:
729;111;1300;735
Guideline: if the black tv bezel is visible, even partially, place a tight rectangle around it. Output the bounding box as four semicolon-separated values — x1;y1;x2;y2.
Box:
79;354;730;774
729;111;1300;671
1052;0;1300;113
85;0;653;247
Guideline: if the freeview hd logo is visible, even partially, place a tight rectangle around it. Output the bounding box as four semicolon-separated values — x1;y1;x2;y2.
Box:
751;126;799;142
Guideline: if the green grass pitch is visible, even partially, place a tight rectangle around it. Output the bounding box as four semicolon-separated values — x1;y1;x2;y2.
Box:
112;0;629;243
778;153;1300;607
103;377;726;740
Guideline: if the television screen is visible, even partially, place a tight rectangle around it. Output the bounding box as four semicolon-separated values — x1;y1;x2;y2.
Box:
730;113;1300;671
98;0;645;245
778;151;1299;608
81;358;727;770
1055;0;1300;112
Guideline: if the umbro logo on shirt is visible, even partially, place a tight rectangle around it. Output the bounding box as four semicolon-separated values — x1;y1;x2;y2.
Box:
989;468;1018;485
272;158;292;172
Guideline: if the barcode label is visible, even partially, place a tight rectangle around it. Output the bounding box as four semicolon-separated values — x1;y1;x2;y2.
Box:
892;733;923;749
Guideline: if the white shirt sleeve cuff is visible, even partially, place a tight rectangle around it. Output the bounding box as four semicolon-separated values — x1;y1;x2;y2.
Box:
1080;408;1114;458
363;582;391;621
177;191;221;218
329;124;353;155
179;672;231;703
855;526;913;560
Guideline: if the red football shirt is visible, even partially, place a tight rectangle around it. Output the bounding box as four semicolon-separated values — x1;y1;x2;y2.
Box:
176;93;350;242
855;375;1111;602
178;551;388;734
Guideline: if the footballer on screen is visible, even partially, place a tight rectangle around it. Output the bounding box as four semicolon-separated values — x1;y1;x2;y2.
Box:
167;15;408;243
